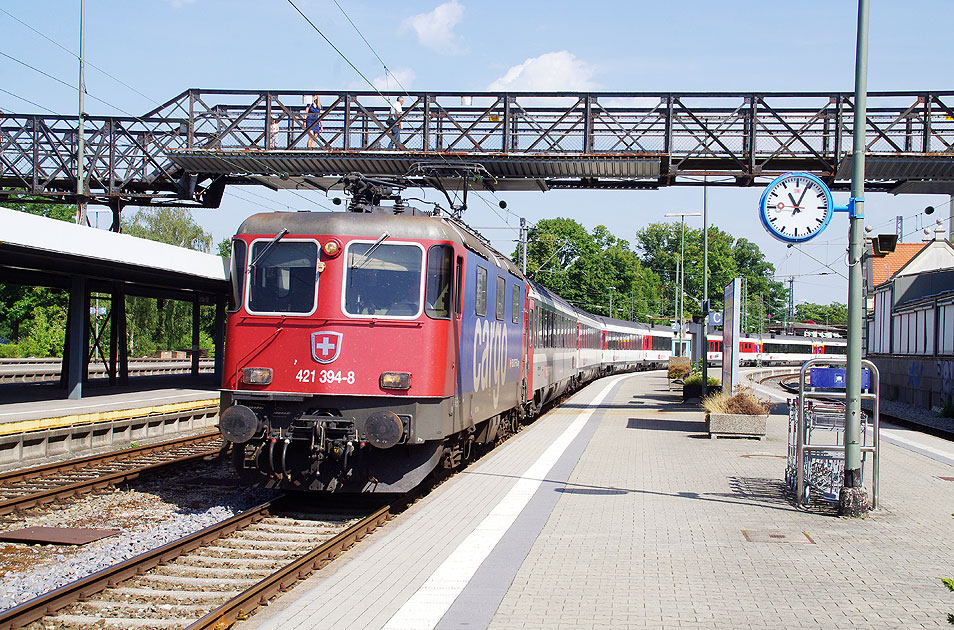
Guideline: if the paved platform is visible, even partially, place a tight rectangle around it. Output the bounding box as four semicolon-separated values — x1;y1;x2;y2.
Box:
240;371;954;630
0;374;219;433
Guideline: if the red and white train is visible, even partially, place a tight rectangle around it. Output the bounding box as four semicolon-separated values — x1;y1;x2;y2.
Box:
704;333;846;367
217;179;845;494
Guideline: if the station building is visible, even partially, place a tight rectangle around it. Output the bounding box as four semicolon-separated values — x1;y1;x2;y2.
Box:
866;221;954;411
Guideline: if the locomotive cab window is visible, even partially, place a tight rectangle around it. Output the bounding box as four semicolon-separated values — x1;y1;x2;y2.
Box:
344;242;423;317
425;245;453;319
228;238;247;312
475;266;488;316
247;240;318;314
495;277;506;320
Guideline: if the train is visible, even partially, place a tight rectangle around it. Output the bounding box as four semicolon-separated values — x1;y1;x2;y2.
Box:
705;333;846;367
217;177;845;494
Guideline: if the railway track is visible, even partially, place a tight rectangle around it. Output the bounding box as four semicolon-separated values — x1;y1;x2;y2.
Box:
0;432;224;517
756;372;800;393
0;497;394;630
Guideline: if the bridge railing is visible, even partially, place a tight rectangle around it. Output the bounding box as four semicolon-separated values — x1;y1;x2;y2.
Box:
146;90;954;163
2;90;952;207
0;113;189;204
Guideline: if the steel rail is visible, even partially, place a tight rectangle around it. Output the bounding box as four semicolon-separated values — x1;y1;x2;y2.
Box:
0;433;223;516
0;430;219;485
187;505;392;630
0;499;278;630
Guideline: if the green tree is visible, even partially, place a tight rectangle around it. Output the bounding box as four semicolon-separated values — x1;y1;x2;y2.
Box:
795;302;848;326
125;208;213;252
634;222;788;331
19;304;66;357
520;219;661;322
0;198;73;355
123;208;216;356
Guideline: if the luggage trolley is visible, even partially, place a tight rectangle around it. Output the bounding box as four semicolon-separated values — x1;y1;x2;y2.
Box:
785;358;880;507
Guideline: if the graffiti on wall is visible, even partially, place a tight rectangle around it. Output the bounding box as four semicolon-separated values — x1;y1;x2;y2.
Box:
908;362;924;387
939;359;954;403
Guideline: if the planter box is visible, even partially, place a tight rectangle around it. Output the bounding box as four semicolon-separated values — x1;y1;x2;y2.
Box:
708;413;767;440
682;383;722;402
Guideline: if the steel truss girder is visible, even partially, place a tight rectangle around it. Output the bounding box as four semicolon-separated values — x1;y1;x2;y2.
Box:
1;90;953;210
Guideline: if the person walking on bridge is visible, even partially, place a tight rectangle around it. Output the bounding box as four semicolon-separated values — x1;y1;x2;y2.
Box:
305;95;322;148
387;96;404;149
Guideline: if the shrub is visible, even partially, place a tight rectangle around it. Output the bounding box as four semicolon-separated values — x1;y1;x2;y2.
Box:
684;373;720;388
19;305;65;358
702;387;769;415
941;400;954;419
668;363;690;380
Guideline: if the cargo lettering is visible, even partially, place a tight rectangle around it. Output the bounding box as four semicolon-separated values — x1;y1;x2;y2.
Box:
472;319;509;406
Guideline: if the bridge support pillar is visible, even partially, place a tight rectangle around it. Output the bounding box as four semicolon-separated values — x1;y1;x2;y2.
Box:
214;295;225;386
191;297;200;377
110;282;128;385
67;276;89;400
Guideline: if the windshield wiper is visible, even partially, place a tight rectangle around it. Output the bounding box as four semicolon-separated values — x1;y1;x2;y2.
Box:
353;232;389;269
250;228;289;269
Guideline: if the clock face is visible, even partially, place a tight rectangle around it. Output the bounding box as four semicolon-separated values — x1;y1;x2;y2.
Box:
759;173;833;243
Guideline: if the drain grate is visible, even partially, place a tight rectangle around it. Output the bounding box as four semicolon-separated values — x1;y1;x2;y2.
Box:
741;530;815;544
0;526;120;545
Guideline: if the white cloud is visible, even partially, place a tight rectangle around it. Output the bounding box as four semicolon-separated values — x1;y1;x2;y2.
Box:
488;51;598;92
402;1;465;53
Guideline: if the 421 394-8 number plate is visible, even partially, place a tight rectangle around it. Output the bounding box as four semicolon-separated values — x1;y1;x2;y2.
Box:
295;369;356;384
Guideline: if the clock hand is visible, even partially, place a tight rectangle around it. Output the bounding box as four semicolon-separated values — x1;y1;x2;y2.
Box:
788;191;802;214
796;186;809;209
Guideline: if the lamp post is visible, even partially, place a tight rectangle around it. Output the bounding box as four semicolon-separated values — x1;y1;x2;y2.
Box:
607;286;616;318
842;0;870;517
76;0;87;225
665;212;701;357
702;182;710;394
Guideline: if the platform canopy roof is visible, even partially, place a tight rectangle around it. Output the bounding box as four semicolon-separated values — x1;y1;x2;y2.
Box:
0;207;228;299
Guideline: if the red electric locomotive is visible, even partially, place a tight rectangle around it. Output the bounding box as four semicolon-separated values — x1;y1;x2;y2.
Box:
219;179;529;492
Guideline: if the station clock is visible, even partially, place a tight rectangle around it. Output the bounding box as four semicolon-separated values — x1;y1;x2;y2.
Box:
758;172;834;243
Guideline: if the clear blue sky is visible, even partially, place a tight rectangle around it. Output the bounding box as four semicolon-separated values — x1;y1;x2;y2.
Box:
3;1;952;305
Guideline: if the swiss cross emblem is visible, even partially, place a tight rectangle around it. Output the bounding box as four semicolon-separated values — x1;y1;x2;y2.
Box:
311;331;343;364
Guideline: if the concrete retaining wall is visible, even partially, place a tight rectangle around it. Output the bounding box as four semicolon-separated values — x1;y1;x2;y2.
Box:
0;405;219;470
868;354;954;411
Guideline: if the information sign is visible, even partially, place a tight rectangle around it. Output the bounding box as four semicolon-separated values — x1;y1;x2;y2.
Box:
722;278;742;393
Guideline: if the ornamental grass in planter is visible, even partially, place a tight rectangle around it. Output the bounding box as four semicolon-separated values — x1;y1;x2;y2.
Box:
703;387;770;439
682;373;721;402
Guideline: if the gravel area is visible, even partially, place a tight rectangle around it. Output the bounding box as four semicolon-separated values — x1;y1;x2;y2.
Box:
867;397;954;434
0;457;277;612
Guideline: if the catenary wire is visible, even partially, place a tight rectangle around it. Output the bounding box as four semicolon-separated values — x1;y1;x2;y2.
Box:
0;87;56;114
288;0;517;228
0;7;156;105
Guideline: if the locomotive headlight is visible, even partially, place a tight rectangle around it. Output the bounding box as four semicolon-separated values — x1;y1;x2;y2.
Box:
379;371;411;390
322;240;342;257
242;367;273;385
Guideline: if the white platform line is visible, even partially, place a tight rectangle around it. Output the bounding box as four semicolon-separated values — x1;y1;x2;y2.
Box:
880;428;954;467
382;374;630;630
